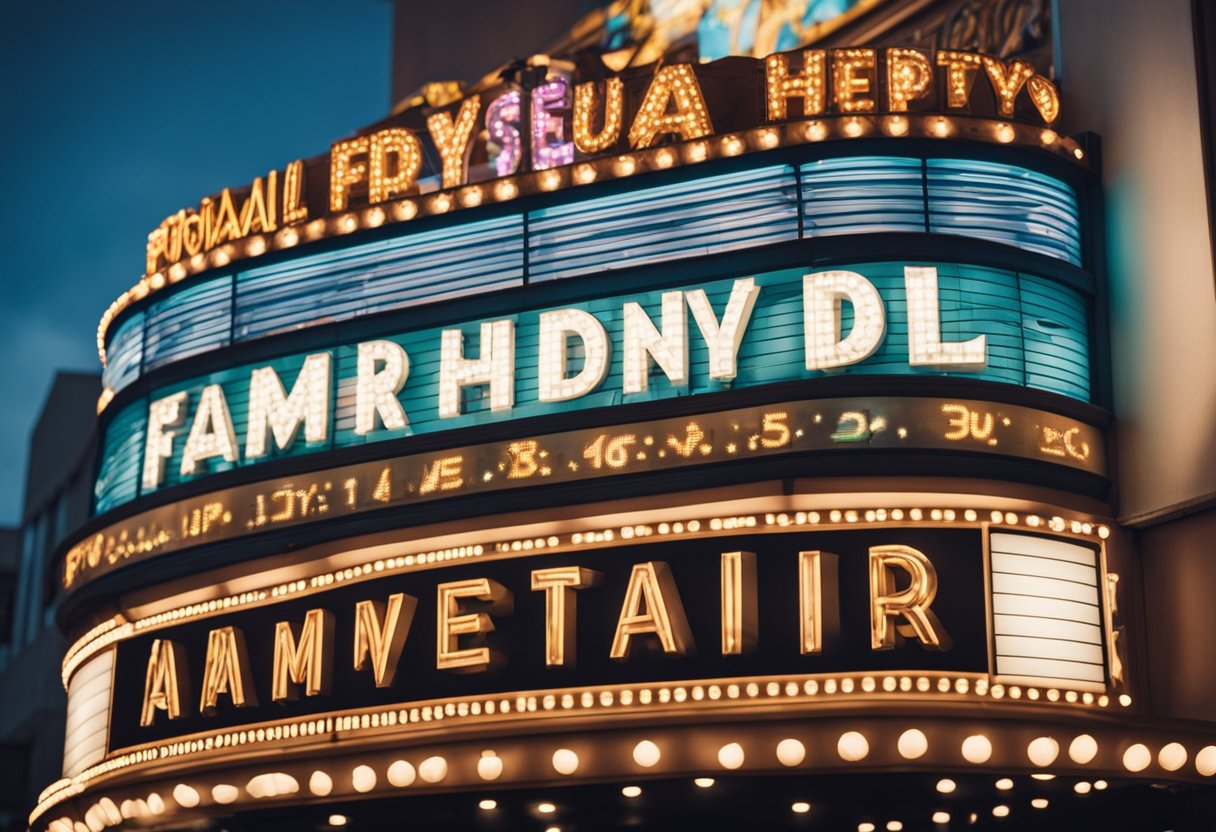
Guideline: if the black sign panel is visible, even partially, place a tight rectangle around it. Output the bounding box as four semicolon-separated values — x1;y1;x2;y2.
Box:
109;528;985;750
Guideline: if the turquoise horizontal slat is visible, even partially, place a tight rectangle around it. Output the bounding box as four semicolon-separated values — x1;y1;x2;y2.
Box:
101;312;144;393
93;399;146;514
527;166;800;281
95;262;1093;512
234;216;524;341
926;159;1082;266
142;276;233;371
800;157;926;235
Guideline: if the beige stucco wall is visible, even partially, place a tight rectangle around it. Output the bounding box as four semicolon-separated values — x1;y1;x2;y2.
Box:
1057;0;1216;526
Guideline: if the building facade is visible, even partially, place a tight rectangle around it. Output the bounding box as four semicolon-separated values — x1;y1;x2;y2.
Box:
15;1;1216;830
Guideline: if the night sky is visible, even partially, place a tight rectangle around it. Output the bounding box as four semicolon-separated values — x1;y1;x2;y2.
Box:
0;0;393;525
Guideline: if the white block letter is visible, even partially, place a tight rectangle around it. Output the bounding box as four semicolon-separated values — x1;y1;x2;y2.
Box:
687;278;761;381
538;309;610;402
355;341;409;434
803;270;886;370
142;391;187;490
623;291;687;394
245;353;332;459
904;266;987;368
439;321;515;418
181;385;239;476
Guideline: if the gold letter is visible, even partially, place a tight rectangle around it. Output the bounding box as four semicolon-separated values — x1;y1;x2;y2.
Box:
799;550;840;654
833;48;876;112
936;51;984;108
573;78;623;153
354;593;417;687
140;639;189;727
436;578;513;672
886;48;932;111
330;135;370;212
239;175;276;237
982;56;1036;117
765;50;825;120
282;159;309;224
272;609;334;702
427;95;481;188
610;562;695;659
531;567;602;667
369;128;423;204
721;552;757;655
869;545;951;650
200;626;256;713
628;65;713;149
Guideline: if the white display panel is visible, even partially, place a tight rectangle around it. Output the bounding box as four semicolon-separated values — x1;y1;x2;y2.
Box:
62;649;114;777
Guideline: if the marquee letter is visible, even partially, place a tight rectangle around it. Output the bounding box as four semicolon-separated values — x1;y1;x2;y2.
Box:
904;266;986;368
765;50;825;120
799;550;840;654
369;128;423;203
427;95;481;188
200;626;256;713
272;609;334;702
354;593;417;687
143;391;187;490
832;48;876;112
436;578;513;672
330;135;369;212
180;384;239;477
486;91;522;176
245;353;332;459
936;51;984;108
282;159;309;224
869;544;951;650
628;64;713;149
687;278;761;381
886;48;933;111
355;340;410;434
623;291;688;394
573;77;623;153
720;551;757;655
438;321;514;418
610;562;695;659
982;56;1036;117
140;639;189;727
537;309;610;402
803;270;886;370
531;566;602;667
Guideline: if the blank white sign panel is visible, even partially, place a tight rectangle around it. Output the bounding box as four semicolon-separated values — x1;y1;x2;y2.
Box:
989;532;1106;690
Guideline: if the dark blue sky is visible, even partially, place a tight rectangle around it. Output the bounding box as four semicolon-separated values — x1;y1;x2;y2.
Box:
0;0;393;524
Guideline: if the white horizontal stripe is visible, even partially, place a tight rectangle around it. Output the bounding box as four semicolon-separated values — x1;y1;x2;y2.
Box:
992;593;1101;625
991;572;1099;605
996;655;1105;683
990;532;1096;565
991;552;1097;585
995;635;1104;664
993;614;1102;644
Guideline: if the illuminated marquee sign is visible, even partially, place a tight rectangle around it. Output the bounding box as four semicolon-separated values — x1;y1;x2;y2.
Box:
141;48;1062;278
68;395;1103;590
97;261;1091;507
103;525;1111;753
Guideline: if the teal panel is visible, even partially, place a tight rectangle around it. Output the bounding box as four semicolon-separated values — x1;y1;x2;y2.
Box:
94;262;1094;513
94;399;146;514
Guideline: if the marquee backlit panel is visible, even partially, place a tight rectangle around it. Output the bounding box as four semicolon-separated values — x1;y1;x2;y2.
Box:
62;649;113;778
100;158;1087;399
89;263;1095;512
990;532;1105;689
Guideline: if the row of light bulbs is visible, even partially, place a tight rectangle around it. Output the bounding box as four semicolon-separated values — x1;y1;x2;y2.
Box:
95;111;1085;370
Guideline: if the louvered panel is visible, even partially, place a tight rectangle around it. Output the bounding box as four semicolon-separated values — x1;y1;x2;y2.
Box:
527;166;799;282
1018;272;1091;400
62;650;114;777
234;216;524;340
142;276;233;371
101;312;144;394
800;157;926;235
94;399;146;514
927;159;1082;265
